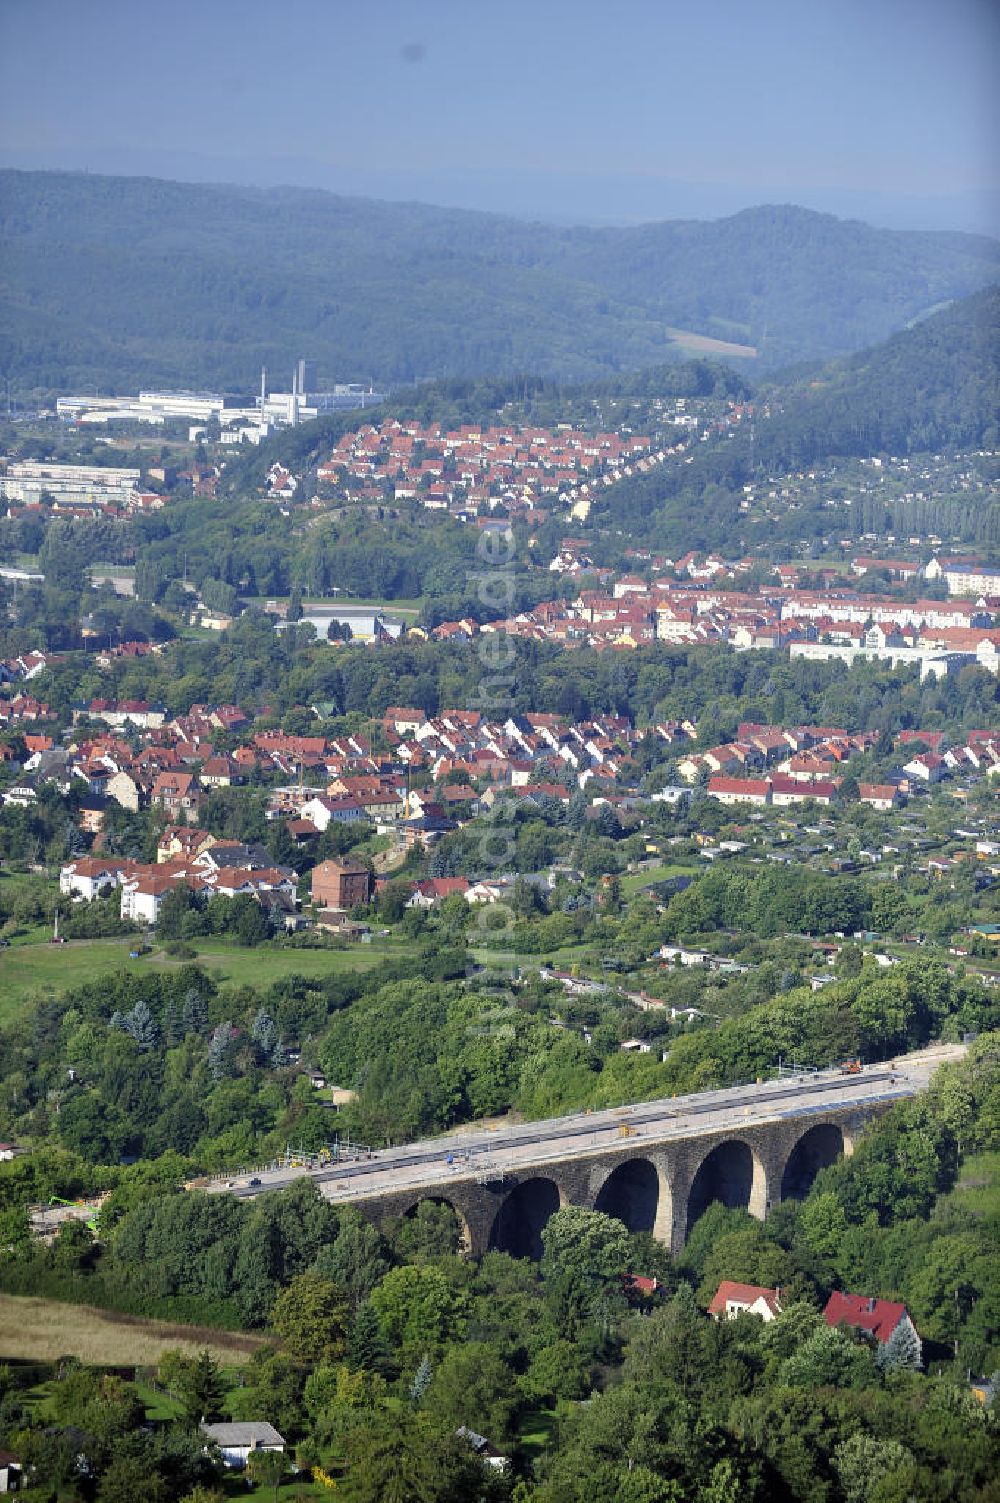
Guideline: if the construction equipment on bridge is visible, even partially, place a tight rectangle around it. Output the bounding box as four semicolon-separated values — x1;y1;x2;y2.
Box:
838;1059;862;1075
328;1133;377;1163
475;1158;507;1186
777;1057;818;1078
618;1123;637;1138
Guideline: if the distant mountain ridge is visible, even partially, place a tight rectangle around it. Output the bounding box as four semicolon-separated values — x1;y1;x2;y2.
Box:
1;169;998;393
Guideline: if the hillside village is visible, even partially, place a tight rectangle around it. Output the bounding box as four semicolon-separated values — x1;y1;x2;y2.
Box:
7;693;994;947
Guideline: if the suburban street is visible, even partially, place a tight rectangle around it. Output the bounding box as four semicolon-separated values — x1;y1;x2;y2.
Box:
204;1043;964;1206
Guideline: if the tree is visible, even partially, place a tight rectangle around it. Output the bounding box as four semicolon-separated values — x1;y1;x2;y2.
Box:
313;1219;390;1308
877;1318;922;1372
409;1354;433;1405
234;1350;306;1442
694;1221;796;1309
378;879;413;924
798;1190;848;1260
833;1434;915;1503
251;1008;280;1067
98;1455;168;1503
779;1324;878;1390
0;1203;32;1261
175;1350;225;1425
158;883;199;940
182;988;209;1036
58;1088;132;1162
123;999;160;1051
541;1207;632;1285
339;1414;490;1503
245;1447;287;1500
49;1216;96;1272
369;1265;465;1355
347;1301;389;1372
392;1200;464;1261
230;894;268;947
207;1021;236;1081
271;1272;350;1363
521;1339;591;1403
424;1342;517;1443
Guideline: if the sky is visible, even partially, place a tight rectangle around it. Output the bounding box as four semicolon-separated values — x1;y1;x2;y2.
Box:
1;0;998;234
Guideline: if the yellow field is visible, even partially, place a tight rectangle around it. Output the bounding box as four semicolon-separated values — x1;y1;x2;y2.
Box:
0;1293;265;1366
665;326;758;358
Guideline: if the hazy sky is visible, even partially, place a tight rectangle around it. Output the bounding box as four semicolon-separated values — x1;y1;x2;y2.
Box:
1;0;998;233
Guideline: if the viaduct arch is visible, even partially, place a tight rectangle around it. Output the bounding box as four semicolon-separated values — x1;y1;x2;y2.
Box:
352;1108;865;1259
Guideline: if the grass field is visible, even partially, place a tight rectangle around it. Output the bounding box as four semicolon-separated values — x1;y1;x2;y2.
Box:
518;1406;561;1457
0;1293;266;1366
0;933;406;1013
620;862;695;897
665;325;757;359
947;1151;1000;1219
469;940;597;975
0;939;141;1018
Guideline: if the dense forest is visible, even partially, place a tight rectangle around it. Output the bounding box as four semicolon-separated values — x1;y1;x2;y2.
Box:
18;627;1000;731
3;170;999;392
592;287;1000;551
753;284;1000;464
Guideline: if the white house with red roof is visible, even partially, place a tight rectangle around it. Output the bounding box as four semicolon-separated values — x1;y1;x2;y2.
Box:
60;856;134;901
708;1282;783;1322
707;775;770;806
903;752;946;783
858;783;902;811
823;1292;920;1356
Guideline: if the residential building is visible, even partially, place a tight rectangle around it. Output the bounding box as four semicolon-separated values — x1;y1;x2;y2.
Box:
120;870;189;926
706;775;770;806
708;1282;783;1322
200;1422;285;1469
858;783;901;811
823;1292;921;1355
311;858;372;911
60;856;131;902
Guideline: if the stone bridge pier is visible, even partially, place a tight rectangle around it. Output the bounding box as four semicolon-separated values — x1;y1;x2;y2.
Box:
344;1105;868;1259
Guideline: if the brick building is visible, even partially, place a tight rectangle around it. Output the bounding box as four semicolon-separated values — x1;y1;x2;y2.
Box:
311;858;372;911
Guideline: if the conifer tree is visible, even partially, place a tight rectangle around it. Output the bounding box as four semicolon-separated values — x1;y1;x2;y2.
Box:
409;1354;433;1405
182;988;208;1036
877;1318;922;1372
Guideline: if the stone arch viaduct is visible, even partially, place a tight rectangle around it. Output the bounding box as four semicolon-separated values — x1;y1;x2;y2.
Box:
351;1108;858;1257
296;1049;960;1258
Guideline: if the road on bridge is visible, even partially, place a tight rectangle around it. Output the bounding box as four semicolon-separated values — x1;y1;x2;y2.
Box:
203;1044;962;1206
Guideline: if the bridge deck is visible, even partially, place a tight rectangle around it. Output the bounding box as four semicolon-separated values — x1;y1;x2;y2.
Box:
205;1044;962;1207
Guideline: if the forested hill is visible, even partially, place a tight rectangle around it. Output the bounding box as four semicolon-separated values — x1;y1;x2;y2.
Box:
755;283;1000;465
2;169;999;393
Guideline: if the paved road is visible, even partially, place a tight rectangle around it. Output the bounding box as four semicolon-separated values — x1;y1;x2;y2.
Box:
204;1043;963;1206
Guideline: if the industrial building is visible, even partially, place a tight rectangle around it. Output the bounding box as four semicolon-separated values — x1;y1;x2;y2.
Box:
56;360;385;444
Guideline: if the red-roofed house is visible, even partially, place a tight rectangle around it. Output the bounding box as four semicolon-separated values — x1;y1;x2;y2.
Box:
407;877;470;908
622;1273;665;1304
859;783;901;811
708;1282;783;1322
903;752;945;784
823;1291;920;1352
770;775;836;807
707;776;770;806
897;729;949;753
151;770;202;821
